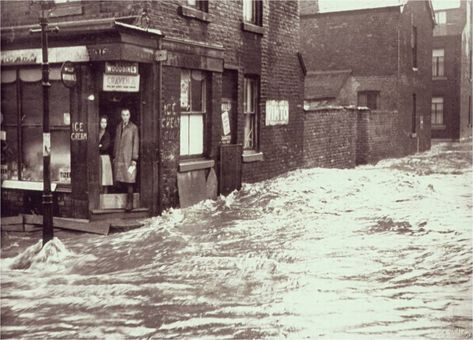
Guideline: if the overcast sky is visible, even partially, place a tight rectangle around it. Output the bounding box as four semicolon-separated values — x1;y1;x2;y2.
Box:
317;0;461;12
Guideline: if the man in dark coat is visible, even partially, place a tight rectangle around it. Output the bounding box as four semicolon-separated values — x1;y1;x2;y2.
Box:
113;108;139;211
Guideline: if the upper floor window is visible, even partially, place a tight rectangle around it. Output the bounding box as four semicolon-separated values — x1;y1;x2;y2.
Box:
180;69;207;157
412;26;418;68
186;0;208;12
431;97;444;126
435;11;446;24
432;49;445;77
357;91;379;110
243;0;262;25
243;76;259;150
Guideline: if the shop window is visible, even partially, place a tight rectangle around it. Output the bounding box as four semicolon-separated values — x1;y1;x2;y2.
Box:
431;97;444;126
435;11;446;24
180;69;207;157
0;68;71;183
357;91;379;110
432;49;445;77
243;76;259;150
243;0;262;26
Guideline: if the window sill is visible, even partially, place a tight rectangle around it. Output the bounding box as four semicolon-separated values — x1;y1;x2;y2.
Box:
433;76;447;80
412;67;418;72
410;132;417;138
179;6;211;23
179;159;215;172
432;124;446;130
241;22;264;35
1;180;58;191
242;151;264;163
50;4;83;17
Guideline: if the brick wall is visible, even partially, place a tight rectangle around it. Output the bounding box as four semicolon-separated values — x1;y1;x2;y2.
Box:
396;1;433;154
432;35;462;139
303;108;357;168
300;6;399;75
303;107;407;168
357;110;405;164
243;0;304;183
161;66;181;210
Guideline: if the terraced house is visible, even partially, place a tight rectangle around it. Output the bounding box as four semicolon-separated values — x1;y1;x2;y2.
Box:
0;0;304;230
301;0;435;163
431;0;472;140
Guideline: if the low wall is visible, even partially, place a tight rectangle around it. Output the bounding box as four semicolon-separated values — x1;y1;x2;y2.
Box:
303;107;357;168
357;109;404;164
303;108;404;168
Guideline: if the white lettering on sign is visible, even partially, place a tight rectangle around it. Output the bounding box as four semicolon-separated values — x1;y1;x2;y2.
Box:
1;46;89;65
105;62;138;75
265;100;289;126
71;122;87;141
103;74;140;92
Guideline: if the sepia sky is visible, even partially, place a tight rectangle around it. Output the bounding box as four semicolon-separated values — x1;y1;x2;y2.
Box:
317;0;461;12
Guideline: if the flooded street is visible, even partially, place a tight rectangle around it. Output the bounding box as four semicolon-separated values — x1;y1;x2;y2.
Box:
1;141;472;339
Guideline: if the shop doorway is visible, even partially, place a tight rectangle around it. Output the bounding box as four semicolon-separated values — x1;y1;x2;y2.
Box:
98;91;141;209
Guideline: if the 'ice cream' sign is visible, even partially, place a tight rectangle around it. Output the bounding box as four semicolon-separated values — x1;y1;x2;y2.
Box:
265;100;289;126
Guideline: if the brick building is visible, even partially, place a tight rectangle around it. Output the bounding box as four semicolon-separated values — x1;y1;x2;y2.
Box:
431;0;472;140
0;0;304;226
301;0;435;159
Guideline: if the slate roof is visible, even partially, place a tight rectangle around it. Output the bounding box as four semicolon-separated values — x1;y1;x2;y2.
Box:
304;69;352;100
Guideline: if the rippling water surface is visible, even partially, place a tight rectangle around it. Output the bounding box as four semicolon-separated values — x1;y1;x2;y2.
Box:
1;142;472;339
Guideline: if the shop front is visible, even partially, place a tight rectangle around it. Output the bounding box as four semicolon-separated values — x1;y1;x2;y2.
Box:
1;19;164;230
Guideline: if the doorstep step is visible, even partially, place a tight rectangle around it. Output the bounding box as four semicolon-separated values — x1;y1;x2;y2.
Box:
90;208;149;221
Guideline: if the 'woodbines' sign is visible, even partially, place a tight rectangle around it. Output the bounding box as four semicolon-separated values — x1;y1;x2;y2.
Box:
103;62;140;92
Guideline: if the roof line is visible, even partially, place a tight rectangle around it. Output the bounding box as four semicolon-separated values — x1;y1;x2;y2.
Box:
306;69;352;76
300;5;401;18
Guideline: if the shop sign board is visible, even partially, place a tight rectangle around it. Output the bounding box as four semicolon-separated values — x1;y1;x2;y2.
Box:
103;74;140;92
1;46;89;65
60;61;77;88
105;62;138;75
265;100;289;126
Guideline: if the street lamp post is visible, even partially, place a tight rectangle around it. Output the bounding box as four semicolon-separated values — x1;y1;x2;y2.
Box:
31;1;55;246
40;9;53;246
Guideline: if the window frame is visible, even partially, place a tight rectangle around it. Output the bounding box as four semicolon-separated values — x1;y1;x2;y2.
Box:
242;0;262;26
357;91;379;110
186;0;208;12
179;69;208;158
431;96;444;126
243;75;259;151
432;49;445;78
435;11;446;24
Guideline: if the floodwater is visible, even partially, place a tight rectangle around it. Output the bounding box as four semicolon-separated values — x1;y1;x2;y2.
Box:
1;141;472;339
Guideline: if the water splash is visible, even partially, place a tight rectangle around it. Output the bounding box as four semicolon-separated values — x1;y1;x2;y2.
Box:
7;238;74;271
